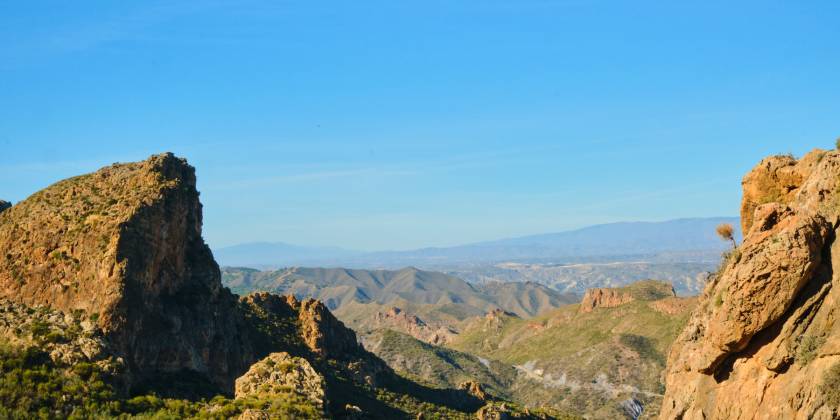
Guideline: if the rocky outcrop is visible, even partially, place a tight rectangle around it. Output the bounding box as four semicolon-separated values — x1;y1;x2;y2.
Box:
661;148;840;419
234;352;325;411
459;380;488;401
0;153;257;392
369;307;458;345
578;288;634;313
579;280;675;313
0;200;10;213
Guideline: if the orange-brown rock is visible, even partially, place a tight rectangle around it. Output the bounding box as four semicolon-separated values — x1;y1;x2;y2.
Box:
739;149;825;234
459;380;488;401
369;307;457;345
578;288;634;313
661;148;840;419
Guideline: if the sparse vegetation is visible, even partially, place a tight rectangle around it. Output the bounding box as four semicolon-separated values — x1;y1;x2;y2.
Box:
0;339;322;419
821;361;840;407
796;335;826;366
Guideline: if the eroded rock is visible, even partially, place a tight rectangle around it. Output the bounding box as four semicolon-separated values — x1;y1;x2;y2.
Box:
661;148;840;419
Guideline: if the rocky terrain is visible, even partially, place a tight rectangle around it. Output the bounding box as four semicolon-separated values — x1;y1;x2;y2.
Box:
222;266;577;345
360;280;695;419
661;149;840;419
0;154;564;419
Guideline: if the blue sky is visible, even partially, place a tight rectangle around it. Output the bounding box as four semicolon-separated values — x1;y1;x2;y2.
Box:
1;1;838;251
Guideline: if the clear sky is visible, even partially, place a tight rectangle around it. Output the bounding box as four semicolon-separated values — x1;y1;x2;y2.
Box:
1;1;839;251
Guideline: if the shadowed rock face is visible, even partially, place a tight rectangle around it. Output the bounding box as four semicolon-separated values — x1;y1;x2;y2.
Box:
661;149;840;419
0;200;10;213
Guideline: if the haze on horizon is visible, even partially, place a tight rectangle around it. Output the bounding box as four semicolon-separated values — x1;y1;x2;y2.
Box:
1;1;839;251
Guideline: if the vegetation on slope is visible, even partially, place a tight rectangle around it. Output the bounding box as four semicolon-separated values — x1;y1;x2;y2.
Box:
359;281;696;419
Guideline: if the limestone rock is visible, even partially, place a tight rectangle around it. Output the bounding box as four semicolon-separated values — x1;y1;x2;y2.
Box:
235;352;325;411
661;148;840;419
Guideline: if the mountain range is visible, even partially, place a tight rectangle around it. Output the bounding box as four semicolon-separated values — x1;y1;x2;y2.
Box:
213;217;741;269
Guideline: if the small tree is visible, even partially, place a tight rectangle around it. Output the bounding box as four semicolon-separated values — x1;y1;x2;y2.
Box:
716;223;737;248
835;137;840;150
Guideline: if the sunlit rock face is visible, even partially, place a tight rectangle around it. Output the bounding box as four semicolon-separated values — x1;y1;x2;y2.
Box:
662;149;840;419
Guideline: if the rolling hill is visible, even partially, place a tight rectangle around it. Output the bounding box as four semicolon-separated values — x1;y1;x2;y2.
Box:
222;266;577;320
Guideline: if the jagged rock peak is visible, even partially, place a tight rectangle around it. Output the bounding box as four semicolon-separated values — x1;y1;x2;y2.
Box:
661;148;840;419
0;153;251;392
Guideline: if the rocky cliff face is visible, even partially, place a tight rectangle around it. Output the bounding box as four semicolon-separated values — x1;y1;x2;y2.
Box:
662;149;840;419
0;153;256;391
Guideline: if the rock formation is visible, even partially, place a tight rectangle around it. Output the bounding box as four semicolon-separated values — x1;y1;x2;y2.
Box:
368;307;457;345
578;288;634;313
0;200;10;213
0;153;257;391
661;149;840;419
579;280;676;313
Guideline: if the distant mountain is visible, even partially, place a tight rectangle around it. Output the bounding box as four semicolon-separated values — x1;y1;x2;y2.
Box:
212;242;360;268
221;266;577;319
213;217;740;269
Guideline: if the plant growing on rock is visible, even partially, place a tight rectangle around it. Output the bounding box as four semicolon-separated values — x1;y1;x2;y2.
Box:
715;223;737;249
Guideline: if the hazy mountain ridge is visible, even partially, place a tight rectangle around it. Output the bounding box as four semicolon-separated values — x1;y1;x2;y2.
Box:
213;217;740;269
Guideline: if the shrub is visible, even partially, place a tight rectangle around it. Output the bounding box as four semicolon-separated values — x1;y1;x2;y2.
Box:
716;223;737;248
821;362;840;407
797;335;826;366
